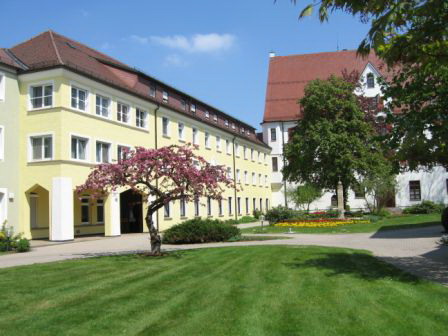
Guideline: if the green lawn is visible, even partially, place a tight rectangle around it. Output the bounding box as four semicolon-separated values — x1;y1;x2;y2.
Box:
242;213;441;234
1;246;448;335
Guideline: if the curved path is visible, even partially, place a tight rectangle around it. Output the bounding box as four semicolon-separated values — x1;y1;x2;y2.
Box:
1;224;447;285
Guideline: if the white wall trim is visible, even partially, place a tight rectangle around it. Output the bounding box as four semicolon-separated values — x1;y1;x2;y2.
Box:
0;187;7;226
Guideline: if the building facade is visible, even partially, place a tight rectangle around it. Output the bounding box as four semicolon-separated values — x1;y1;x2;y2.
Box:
262;51;448;210
0;31;271;240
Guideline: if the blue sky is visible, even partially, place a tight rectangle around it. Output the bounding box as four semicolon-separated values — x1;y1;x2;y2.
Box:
1;0;369;130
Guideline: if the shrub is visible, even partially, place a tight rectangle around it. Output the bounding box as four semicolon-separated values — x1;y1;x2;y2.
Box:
16;239;31;253
374;208;391;217
265;206;298;224
162;218;241;244
238;216;257;223
442;207;448;232
252;209;262;220
403;201;445;214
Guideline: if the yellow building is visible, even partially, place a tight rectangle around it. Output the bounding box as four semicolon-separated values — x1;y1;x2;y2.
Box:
0;31;271;240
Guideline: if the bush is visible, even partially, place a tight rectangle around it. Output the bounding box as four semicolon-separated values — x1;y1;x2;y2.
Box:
265;206;298;224
403;201;445;214
162;218;241;244
442;207;448;232
373;208;391;217
223;216;257;225
252;209;262;220
16;238;31;253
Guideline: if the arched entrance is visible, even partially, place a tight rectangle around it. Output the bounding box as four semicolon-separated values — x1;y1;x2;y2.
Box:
120;190;143;233
26;185;50;239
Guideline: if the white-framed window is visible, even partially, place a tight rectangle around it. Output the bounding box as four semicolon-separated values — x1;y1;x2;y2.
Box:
192;127;198;145
272;157;278;172
228;197;233;215
246;197;249;214
226;139;231;154
367;73;375;88
225;120;229;127
265;175;268;186
232;123;235;130
149;86;156;98
81;197;90;224
251;148;254;161
252;172;256;185
96;141;111;163
213;135;220;151
30;83;53;109
194;197;200;217
71;86;88;111
213;114;218;122
0;126;4;161
117;102;130;123
237;197;241;215
218;198;223;216
259;174;262;186
164;202;170;218
258;151;262;163
180;99;187;111
191;103;196;113
205;111;210;119
162;117;170;136
243;146;247;159
95;94;110;117
30;134;53;161
162;91;169;103
0;73;5;101
270;128;277;142
117;145;131;162
227;167;232;179
205;132;210;148
236;169;241;183
71;135;88;161
180;198;186;217
235;143;240;157
178;122;185;141
96;199;104;224
244;171;248;184
136;108;147;128
207;197;212;216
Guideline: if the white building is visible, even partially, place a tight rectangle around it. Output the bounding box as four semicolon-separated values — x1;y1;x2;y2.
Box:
261;50;448;210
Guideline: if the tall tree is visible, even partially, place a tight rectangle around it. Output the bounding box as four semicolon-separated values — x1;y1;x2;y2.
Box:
283;75;389;209
287;183;322;212
287;0;448;169
76;145;233;255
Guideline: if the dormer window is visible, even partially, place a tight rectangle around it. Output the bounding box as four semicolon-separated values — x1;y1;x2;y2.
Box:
191;103;196;113
213;114;218;122
205;111;210;119
232;123;235;130
225;120;229;127
149;86;156;98
162;91;169;103
366;73;375;88
180;99;186;110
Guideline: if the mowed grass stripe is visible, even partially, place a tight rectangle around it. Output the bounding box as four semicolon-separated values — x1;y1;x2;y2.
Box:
0;246;447;336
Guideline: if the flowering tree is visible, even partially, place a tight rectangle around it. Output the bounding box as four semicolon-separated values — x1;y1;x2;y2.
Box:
76;144;233;255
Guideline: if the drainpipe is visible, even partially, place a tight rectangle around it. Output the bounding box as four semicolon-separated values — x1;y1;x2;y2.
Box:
232;136;238;220
154;104;160;230
281;122;288;208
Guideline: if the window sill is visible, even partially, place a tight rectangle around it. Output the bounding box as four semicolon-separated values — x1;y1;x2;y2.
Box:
179;139;186;143
162;134;171;139
164;217;173;220
28;159;54;163
180;216;188;220
28;106;54;112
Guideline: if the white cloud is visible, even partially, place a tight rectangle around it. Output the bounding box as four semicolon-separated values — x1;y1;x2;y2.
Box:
164;54;188;67
130;35;149;45
130;33;236;53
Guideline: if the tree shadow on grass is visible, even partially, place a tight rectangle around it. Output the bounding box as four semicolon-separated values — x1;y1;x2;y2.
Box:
283;252;422;284
371;222;442;239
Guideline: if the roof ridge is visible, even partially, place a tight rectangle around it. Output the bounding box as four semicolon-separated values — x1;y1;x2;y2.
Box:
10;30;52;49
48;30;64;65
273;49;365;59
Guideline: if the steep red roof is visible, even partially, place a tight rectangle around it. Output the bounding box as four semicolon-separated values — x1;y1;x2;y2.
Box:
5;31;268;148
263;50;387;122
0;48;25;69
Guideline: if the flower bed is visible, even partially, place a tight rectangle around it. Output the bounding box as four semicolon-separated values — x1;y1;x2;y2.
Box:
275;219;370;228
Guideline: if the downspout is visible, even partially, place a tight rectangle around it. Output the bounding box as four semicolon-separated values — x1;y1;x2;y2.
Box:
232;136;238;220
154;104;160;230
281;122;288;208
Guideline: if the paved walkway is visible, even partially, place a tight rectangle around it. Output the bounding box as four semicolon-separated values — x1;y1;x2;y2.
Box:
1;224;447;286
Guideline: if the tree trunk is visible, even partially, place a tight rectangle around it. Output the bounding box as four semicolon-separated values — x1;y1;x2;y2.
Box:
145;210;162;255
337;181;345;219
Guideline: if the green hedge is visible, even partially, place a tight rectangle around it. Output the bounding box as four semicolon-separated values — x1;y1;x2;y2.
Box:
162;218;241;244
403;201;445;214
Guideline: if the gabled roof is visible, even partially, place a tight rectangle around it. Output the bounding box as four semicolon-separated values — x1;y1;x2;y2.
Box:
4;30;269;148
0;48;26;69
263;50;388;123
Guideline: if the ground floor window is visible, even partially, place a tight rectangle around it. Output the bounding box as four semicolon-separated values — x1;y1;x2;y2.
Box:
164;202;170;218
237;197;241;215
265;198;269;211
81;197;90;224
218;199;223;216
253;198;256;211
207;197;212;216
180;198;186;217
228;197;232;215
245;197;249;214
409;180;421;201
96;199;104;224
260;198;263;213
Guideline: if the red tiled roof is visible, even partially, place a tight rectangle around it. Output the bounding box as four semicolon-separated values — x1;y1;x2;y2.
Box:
0;48;25;69
263;50;388;123
6;31;269;148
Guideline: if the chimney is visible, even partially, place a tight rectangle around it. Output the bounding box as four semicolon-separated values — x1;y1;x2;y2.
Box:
269;51;276;58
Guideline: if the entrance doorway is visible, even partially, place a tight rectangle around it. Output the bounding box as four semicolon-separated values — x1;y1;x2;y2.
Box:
120;190;143;233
